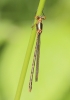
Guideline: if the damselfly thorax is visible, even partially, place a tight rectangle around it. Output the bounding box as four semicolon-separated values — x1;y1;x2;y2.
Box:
36;22;43;33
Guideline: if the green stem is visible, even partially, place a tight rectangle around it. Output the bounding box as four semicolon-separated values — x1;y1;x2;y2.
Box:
14;0;46;100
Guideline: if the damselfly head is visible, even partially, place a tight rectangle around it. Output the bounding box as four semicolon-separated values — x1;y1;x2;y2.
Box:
35;16;42;20
35;16;46;21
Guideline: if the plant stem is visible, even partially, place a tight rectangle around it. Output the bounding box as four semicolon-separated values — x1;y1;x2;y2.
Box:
14;0;46;100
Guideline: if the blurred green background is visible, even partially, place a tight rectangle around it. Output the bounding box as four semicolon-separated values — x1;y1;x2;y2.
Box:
0;0;70;100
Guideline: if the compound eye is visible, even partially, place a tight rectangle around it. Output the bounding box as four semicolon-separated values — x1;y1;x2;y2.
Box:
37;16;40;20
35;16;40;20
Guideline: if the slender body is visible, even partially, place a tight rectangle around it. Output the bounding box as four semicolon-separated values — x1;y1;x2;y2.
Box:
29;15;46;92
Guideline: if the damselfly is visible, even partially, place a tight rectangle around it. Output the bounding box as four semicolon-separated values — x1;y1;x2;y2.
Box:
29;15;46;92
